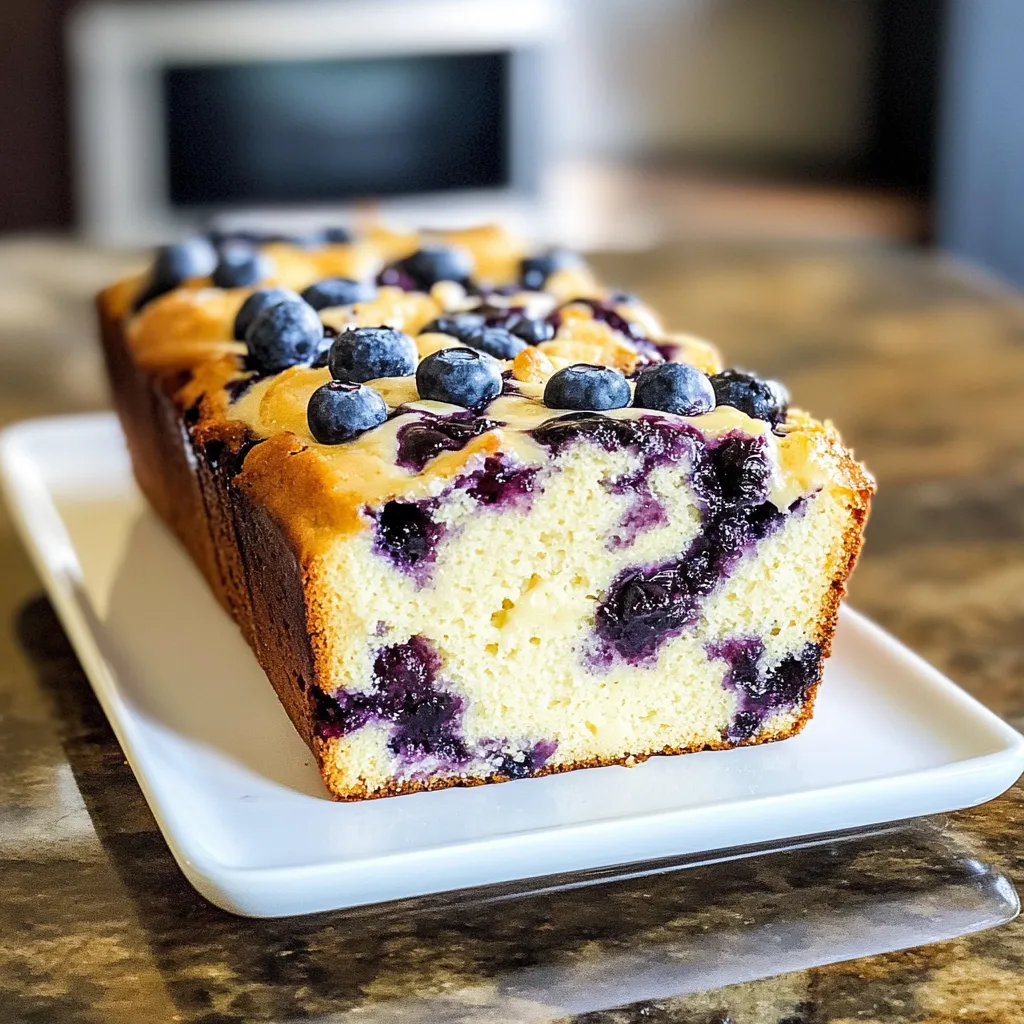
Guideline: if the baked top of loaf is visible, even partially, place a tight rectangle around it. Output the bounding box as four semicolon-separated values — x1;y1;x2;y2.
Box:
101;225;870;560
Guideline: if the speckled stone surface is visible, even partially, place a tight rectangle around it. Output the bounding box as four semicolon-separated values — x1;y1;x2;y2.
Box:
3;240;1024;1022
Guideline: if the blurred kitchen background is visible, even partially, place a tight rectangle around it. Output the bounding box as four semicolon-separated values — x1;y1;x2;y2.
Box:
0;0;1020;407
6;0;949;249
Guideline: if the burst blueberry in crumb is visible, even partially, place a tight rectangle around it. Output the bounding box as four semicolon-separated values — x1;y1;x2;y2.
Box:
492;738;558;779
710;369;789;426
506;314;555;344
592;436;785;664
133;237;218;310
544;364;631;411
421;312;487;343
465;326;527;360
633;363;716;416
328;326;417;382
520;249;582;290
301;277;376;311
245;299;323;373
416;347;503;409
314;636;469;762
464;455;537;508
232;287;302;340
709;636;822;741
392;246;473;289
307;380;388;444
374;500;445;572
396;414;499;471
212;244;273;288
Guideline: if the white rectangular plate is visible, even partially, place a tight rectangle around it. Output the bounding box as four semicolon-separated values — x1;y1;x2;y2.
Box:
3;412;1023;918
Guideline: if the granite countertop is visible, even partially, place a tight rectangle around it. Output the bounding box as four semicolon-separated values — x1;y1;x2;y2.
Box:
3;238;1024;1023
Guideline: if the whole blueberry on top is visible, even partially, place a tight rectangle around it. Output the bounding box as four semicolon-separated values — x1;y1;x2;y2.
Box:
520;249;582;291
420;312;486;343
301;277;376;311
233;287;302;340
321;226;354;244
307;380;388;444
134;237;218;310
205;228;241;248
393;246;474;289
245;299;323;374
291;232;328;250
212;244;273;288
633;362;716;416
416;347;502;409
208;228;307;247
329;326;417;382
155;236;218;283
506;314;555;345
465;326;527;360
544;364;631;411
710;369;789;427
266;230;323;247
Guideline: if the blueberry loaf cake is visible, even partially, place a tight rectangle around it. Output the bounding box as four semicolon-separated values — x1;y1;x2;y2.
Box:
96;224;873;800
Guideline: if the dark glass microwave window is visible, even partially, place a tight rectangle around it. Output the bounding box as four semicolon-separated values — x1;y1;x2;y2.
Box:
163;52;509;207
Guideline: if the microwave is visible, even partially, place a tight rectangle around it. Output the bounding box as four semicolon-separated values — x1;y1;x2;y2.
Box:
68;0;556;245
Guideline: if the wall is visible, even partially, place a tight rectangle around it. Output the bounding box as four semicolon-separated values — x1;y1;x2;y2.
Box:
551;0;877;168
0;0;879;233
938;0;1024;285
0;0;76;231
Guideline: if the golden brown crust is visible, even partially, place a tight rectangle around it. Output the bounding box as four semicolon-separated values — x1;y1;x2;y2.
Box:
314;709;823;801
98;290;324;747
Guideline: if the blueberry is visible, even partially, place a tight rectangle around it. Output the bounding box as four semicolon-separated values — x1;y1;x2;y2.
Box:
710;369;789;426
543;364;631;411
329;326;417;382
133;237;218;310
307;381;388;444
465;326;527;360
520;249;582;291
416;347;502;409
301;278;376;311
293;233;328;249
245;299;323;373
395;414;498;471
506;314;555;345
420;312;486;343
232;287;302;340
393;246;474;289
633;363;715;416
321;226;354;244
212;244;273;288
154;237;218;282
208;228;308;247
205;228;241;248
